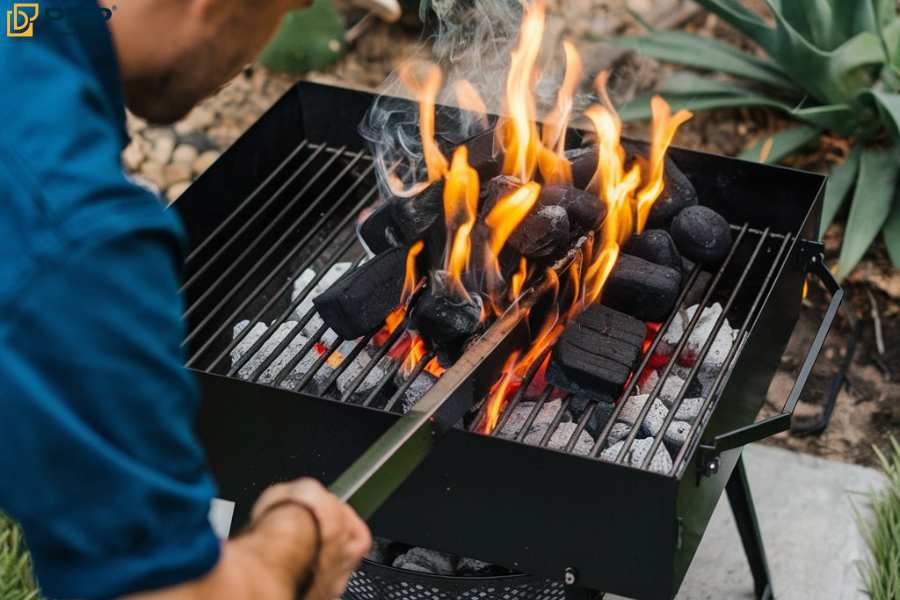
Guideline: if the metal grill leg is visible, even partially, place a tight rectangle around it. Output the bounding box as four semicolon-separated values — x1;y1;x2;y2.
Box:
726;455;774;600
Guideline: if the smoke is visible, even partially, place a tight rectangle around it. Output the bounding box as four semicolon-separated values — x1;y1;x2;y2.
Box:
359;0;593;198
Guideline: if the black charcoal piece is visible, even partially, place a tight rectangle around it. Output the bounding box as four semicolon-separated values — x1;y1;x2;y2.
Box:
457;557;509;577
391;182;445;246
623;229;682;272
479;175;522;217
313;247;406;339
411;271;483;359
547;304;645;398
567;142;698;228
538;185;607;235
681;257;713;306
568;393;612;420
507;204;570;260
463;128;502;181
586;399;616;438
670;205;733;265
602;253;681;322
357;202;401;254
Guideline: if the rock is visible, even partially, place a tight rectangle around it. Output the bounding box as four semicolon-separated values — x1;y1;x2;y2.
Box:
166;181;191;203
138;160;165;189
392;547;456;575
122;141;145;171
148;133;176;164
172;143;199;166
163;162;192;186
671;206;732;265
547;422;595;456
193;150;220;174
176;105;216;135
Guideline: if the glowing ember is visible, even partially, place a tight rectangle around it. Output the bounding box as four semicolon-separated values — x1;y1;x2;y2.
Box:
402;334;446;378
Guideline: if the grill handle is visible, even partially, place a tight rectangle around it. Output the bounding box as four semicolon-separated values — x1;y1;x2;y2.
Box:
698;254;842;457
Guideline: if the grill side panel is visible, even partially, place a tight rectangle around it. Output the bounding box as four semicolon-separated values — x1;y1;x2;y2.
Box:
195;371;680;600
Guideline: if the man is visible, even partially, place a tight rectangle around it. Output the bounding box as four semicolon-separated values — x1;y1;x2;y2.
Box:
0;1;371;598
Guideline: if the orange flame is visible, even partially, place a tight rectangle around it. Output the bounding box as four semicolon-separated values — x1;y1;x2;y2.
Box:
399;62;449;182
510;257;528;302
484;182;542;257
481;350;521;433
499;0;545;182
454;79;489;129
538;40;582;185
443;146;481;299
382;240;426;338
635;97;693;232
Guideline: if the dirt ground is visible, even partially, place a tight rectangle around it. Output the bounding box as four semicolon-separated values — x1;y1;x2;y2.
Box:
147;2;897;468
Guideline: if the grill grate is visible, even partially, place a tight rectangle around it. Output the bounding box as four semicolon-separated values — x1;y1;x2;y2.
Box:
183;138;789;478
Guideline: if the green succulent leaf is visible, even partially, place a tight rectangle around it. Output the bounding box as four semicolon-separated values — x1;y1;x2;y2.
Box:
883;193;900;266
691;0;777;48
611;31;798;91
618;73;854;131
836;145;900;280
738;124;822;164
865;89;900;138
258;0;346;75
820;146;861;236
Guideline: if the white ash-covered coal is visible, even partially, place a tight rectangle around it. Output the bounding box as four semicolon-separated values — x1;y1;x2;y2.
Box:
364;537;512;577
230;262;445;408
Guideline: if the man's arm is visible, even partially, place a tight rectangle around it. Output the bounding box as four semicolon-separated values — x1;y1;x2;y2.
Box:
0;202;368;598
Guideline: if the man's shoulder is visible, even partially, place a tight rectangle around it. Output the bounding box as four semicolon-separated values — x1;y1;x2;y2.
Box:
0;12;186;286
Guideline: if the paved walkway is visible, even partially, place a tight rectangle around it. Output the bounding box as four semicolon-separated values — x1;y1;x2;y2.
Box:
610;444;885;600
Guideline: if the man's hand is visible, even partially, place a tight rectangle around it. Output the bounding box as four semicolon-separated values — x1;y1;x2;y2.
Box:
252;479;372;600
123;478;370;600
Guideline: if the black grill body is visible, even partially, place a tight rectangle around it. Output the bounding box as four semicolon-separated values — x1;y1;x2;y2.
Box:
176;82;828;599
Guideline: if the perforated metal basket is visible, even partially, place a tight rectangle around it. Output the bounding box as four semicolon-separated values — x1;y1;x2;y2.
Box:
343;560;591;600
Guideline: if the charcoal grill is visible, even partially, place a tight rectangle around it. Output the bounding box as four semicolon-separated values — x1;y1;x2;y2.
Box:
175;82;841;600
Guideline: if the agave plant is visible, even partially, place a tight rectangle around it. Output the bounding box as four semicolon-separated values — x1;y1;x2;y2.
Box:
612;0;900;280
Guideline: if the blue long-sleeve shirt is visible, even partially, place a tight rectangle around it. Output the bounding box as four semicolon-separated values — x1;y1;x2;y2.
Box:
0;3;219;597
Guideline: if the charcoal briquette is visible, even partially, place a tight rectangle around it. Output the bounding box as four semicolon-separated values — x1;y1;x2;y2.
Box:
670;205;733;265
457;557;508;577
602;253;681;322
567;142;698;230
357;202;401;254
507;204;570;260
623;229;682;272
547;304;645;398
391;182;446;248
538;184;607;235
585;399;615;438
313;247;407;339
392;547;456;575
411;271;483;358
674;397;703;422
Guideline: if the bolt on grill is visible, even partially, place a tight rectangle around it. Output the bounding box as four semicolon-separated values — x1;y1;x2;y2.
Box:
180;82;841;600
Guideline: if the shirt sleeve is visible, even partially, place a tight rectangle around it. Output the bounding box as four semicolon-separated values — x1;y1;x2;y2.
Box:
0;208;220;599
